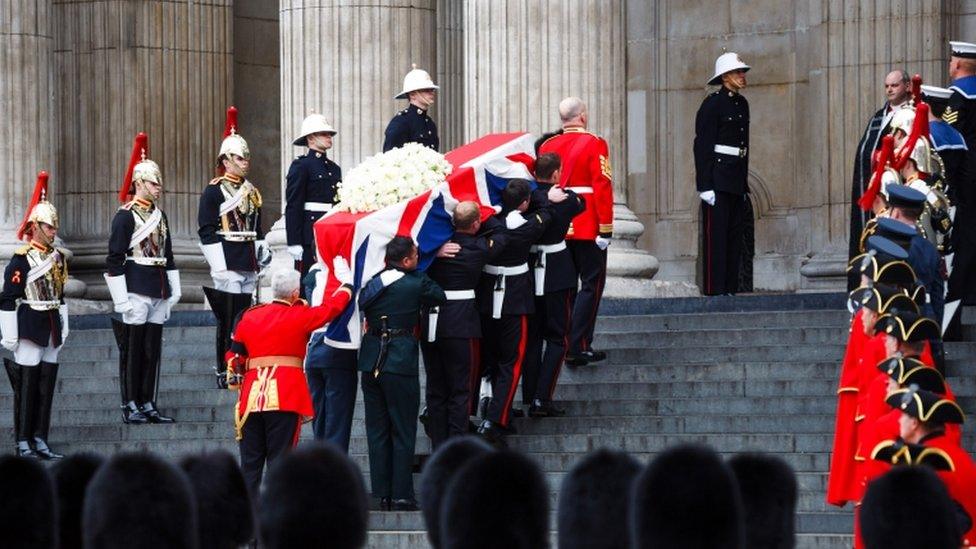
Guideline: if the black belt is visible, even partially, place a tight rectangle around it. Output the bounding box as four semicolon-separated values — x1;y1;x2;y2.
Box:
366;327;415;338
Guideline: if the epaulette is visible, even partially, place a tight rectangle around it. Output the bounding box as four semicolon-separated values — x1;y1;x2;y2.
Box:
209;176;224;186
13;244;30;256
118;200;135;211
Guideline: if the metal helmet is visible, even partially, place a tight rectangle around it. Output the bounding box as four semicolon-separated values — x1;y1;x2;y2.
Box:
889;106;916;137
119;132;163;202
293;112;337;146
218;106;250;161
132;158;162;186
17;171;58;241
908;137;934;173
395;64;439;100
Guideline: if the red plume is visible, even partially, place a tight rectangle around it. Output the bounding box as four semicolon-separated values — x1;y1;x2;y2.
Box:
16;171;50;241
120;132;149;203
858;135;894;211
891;102;930;171
911;74;922;104
223;106;239;137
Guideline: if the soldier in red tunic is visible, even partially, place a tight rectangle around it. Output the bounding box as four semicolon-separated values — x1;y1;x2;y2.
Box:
538;97;614;366
225;262;352;496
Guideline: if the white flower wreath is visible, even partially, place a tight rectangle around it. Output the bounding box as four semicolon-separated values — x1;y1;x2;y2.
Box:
335;143;453;213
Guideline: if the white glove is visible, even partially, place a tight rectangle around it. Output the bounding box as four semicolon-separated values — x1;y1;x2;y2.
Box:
595;236;611;250
199;242;228;275
59;304;70;341
167;270;182;308
332;256;353;285
699;190;716;206
287;245;304;261
0;310;18;352
103;273;134;314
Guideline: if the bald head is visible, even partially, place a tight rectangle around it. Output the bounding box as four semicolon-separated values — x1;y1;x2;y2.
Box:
454;201;481;234
558;97;587;127
884;70;910;106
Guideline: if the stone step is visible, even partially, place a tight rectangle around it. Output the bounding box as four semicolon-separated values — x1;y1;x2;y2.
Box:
594;309;850;330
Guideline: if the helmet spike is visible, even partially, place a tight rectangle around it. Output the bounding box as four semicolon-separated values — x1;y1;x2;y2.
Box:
17;171;50;241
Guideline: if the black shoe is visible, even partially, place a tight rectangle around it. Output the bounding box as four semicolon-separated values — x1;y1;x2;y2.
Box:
418;406;432;437
564;353;590;367
528;399;566;418
122;401;148;424
510;406;525;418
476;420;508;449
371;497;392;511
140;402;175;424
392;499;420;511
15;442;39;459
584;350;607;363
33;439;63;461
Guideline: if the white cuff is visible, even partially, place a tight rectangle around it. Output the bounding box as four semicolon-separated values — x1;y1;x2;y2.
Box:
199;242;228;274
288;245;304;260
103;273;130;307
0;309;18;344
167;270;182;304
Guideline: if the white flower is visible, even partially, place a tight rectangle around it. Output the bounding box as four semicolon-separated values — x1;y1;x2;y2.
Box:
335;144;452;213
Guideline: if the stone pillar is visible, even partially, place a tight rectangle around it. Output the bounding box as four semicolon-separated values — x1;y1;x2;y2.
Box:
436;0;465;150
53;0;234;302
269;0;437;276
462;0;661;297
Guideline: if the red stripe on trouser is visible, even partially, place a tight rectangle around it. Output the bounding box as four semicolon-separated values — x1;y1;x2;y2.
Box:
549;293;572;400
499;316;528;426
467;338;481;415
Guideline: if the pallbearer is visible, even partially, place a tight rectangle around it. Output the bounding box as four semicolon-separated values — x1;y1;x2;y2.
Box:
199;106;268;387
1;171;68;459
105;133;178;425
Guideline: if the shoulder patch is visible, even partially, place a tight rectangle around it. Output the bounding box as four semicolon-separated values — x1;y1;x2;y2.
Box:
119;200;135;211
209;177;223;186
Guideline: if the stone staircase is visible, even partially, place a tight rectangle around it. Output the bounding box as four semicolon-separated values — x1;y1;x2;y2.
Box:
1;294;974;549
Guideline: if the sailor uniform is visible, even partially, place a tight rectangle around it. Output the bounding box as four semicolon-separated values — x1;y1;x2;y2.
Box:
285;151;340;278
383;106;439;152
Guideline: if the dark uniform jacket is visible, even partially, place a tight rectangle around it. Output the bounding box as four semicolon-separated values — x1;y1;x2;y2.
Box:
285;151;341;248
476;209;552;316
947;75;976;207
358;268;445;376
930;119;968;203
908;233;945;325
106;201;176;299
383;106;439;152
529;184;586;293
1;243;66;347
693;86;750;195
422;231;507;340
198;177;263;273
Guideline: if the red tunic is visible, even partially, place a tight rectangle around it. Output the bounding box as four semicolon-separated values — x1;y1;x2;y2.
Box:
538;127;614;240
827;310;867;506
922;433;976;547
228;290;351;439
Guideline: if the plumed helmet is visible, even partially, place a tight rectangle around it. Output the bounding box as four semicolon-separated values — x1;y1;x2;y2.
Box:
890;106;917;137
395;64;439;100
17;171;58;241
218;106;249;161
119;132;162;202
293;112;337;146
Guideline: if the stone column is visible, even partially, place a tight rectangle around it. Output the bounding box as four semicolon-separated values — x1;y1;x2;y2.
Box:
53;0;234;302
462;0;660;297
436;0;465;151
269;0;437;275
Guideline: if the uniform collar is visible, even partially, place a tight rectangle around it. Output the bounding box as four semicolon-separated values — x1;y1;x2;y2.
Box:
563;126;585;133
223;173;244;185
133;197;154;211
29;240;52;254
273;298;306;306
721;85;740;96
917;430;947;444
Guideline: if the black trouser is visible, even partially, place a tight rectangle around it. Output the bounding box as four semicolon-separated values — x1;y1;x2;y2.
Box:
567;241;606;353
701;191;747;295
421;337;479;448
362;371;419;500
524;288;573;403
305;337;358;452
239;411;300;499
483;314;529;427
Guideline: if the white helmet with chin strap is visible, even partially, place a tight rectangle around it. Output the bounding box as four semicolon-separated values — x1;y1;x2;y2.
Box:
293;112;338;146
395;64;439;100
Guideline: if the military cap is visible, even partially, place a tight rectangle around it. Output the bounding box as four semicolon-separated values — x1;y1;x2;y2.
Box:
557;448;642;549
870;439;955;471
922;85;953;116
908;282;928;309
631;444;744;549
850;283;914;314
849;238;916;287
875;309;941;342
52;453;104;549
874;217;917;249
727;453;797;549
860;466;960;549
179;451;254;549
0;455;58;549
440;450;549;549
951;41;976;59
418;437;494;549
259;444;368;549
887;387;965;425
877;357;946;394
886;184;927;210
83;452;198;549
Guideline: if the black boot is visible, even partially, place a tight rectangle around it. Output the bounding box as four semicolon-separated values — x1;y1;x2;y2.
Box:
4;359;32;458
476;420;508;449
123;324;148;425
111;319;131;423
33;362;63;460
140;323;174;423
204;287;231;388
17;366;40;458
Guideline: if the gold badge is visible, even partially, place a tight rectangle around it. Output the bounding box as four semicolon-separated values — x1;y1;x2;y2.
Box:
600;155;612;179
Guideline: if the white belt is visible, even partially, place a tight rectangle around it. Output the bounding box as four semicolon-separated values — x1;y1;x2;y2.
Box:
23;300;60;311
530;241;568;296
305;202;333;212
426;289;478;342
565;186;593;194
126;256;168;267
714;144;747;157
217;230;257;242
483;263;529;319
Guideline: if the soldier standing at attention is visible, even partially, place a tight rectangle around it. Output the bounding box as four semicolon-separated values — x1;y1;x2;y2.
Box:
694;51;752;296
359;236;445;510
383;65;440;152
1;171;68;459
286;112;340;279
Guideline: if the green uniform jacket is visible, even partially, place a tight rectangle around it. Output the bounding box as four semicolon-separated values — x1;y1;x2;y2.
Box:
357;268;445;376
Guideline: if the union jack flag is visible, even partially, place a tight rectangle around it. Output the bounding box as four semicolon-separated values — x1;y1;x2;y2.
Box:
312;132;537;348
